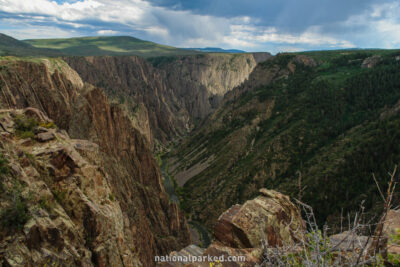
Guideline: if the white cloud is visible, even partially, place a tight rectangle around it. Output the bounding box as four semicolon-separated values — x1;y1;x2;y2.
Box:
342;1;400;48
0;0;360;51
97;29;119;35
0;25;79;39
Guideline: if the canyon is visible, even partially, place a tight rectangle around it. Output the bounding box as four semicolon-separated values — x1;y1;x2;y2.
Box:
0;50;271;266
1;33;400;266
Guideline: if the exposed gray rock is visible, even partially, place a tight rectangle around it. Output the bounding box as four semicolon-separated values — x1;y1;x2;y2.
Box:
361;55;382;68
36;131;55;142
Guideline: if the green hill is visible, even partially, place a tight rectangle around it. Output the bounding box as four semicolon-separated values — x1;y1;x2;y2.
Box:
168;49;400;230
0;33;62;57
24;36;200;57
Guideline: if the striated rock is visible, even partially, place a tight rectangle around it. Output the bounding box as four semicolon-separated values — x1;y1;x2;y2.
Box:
64;53;271;145
0;58;191;266
214;189;304;249
361;55;382;68
0;110;141;266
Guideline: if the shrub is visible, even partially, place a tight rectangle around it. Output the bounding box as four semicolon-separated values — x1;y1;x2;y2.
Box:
14;115;38;139
53;189;67;204
0;153;9;176
388;229;400;265
38;195;54;212
0;183;31;230
39;121;56;129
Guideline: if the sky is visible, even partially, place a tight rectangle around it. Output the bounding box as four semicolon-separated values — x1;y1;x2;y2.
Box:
0;0;399;53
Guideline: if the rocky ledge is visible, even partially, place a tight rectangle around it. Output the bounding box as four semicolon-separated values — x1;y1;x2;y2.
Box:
159;189;305;267
0;108;142;266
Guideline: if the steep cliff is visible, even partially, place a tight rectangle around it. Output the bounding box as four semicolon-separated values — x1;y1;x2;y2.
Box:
0;57;191;266
0;108;142;266
63;53;271;146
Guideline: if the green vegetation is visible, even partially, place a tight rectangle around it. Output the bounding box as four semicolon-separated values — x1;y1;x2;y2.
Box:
14;115;38;139
388;229;400;265
170;50;400;229
0;33;204;58
0;182;31;230
24;36;200;58
38;195;55;212
0;33;61;57
53;189;67;204
40;121;56;129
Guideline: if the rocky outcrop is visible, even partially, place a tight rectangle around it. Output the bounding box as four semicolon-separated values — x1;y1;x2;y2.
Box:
214;189;304;249
64;53;270;146
361;55;382;68
0;108;141;266
158;189;303;267
0;58;191;266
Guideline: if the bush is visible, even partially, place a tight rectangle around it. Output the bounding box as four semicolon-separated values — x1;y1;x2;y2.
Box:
0;153;9;176
39;121;56;129
0;153;9;192
53;189;67;204
388;229;400;265
14;115;38;139
38;195;54;212
0;183;31;230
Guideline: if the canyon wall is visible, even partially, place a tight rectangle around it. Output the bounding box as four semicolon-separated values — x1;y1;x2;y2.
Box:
0;58;190;266
64;53;271;146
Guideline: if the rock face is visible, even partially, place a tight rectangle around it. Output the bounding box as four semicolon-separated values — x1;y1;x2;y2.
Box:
214;189;304;248
382;210;400;255
0;109;141;266
0;58;191;266
158;189;303;267
361;55;382;68
64;53;271;146
167;55;314;229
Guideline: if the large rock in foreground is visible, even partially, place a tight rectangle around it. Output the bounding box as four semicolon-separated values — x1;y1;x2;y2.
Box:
159;189;304;266
214;189;304;249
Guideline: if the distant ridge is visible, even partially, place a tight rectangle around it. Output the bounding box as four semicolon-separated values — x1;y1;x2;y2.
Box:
184;47;246;53
0;33;251;58
23;35;200;58
0;33;62;57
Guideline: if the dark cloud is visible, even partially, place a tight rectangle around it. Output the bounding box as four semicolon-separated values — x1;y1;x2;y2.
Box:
148;0;388;32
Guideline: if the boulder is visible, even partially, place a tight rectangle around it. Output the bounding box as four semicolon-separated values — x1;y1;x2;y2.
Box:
214;189;304;249
383;210;400;255
329;231;371;251
35;131;55;142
